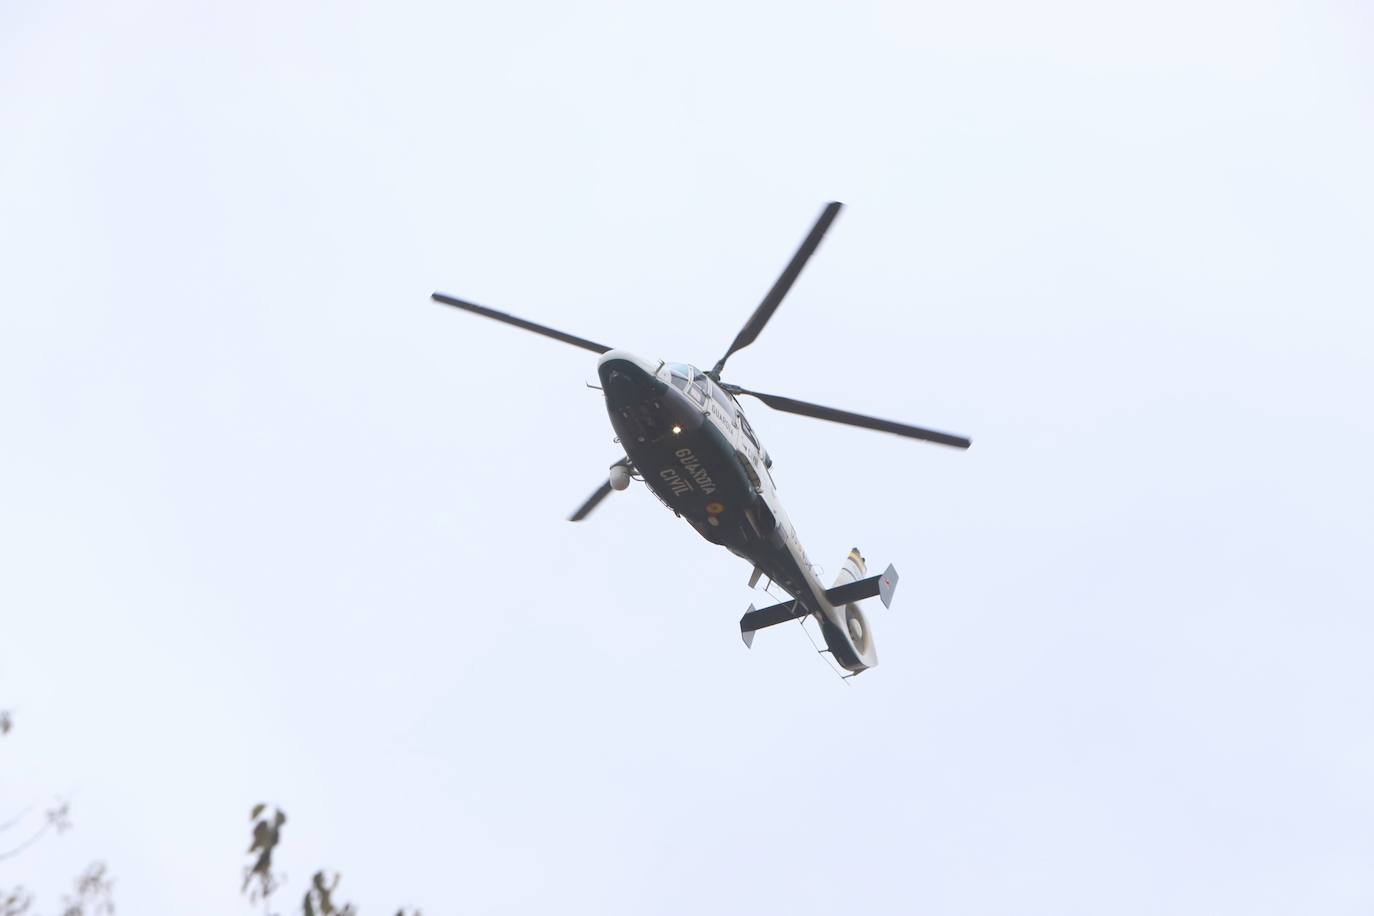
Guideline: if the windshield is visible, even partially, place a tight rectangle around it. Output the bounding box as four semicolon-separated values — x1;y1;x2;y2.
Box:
667;363;698;392
667;363;712;407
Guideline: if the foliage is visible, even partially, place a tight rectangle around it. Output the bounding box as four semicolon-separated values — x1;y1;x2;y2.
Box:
7;710;423;915
1;711;114;916
243;805;286;909
303;872;354;916
57;865;113;916
241;807;419;916
0;888;32;916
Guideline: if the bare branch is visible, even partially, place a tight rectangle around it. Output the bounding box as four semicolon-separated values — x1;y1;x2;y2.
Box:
0;804;37;834
0;821;52;863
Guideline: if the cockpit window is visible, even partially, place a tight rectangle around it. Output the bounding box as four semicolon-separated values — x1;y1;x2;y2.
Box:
709;383;734;413
668;363;710;405
668;363;693;392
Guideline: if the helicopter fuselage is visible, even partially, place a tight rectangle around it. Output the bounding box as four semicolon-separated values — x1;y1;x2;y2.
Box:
597;350;859;661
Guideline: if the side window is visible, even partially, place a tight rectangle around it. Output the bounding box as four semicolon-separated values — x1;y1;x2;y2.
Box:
739;413;760;450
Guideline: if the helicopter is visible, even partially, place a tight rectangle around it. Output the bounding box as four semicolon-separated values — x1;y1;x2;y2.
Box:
432;202;970;675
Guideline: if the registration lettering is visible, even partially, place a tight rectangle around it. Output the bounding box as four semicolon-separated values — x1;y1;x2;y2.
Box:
659;467;692;496
675;448;717;495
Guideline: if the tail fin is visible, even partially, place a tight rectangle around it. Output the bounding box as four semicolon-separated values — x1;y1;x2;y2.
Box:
832;547;867;588
820;548;897;673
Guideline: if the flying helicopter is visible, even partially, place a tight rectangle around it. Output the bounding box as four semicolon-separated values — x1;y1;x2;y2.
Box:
432;202;970;675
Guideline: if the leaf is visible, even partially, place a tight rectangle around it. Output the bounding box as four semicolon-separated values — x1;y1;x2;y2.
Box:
251;803;266;820
46;802;73;834
251;822;271;851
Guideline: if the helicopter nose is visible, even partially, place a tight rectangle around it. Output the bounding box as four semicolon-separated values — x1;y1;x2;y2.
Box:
598;350;666;407
596;349;659;376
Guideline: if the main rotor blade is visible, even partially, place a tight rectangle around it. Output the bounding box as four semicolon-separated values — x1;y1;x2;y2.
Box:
729;386;972;449
711;201;843;377
569;482;613;522
568;459;633;521
432;292;611;355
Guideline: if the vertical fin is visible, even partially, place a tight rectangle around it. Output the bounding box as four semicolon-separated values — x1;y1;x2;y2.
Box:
878;564;899;608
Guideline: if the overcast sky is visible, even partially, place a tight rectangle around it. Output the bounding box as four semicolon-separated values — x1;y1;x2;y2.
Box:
2;1;1372;913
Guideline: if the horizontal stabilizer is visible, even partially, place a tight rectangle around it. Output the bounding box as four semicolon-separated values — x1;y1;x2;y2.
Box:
823;564;900;609
738;564;899;648
739;599;809;646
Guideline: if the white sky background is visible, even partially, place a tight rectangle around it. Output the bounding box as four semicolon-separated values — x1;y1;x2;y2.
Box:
2;0;1372;913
